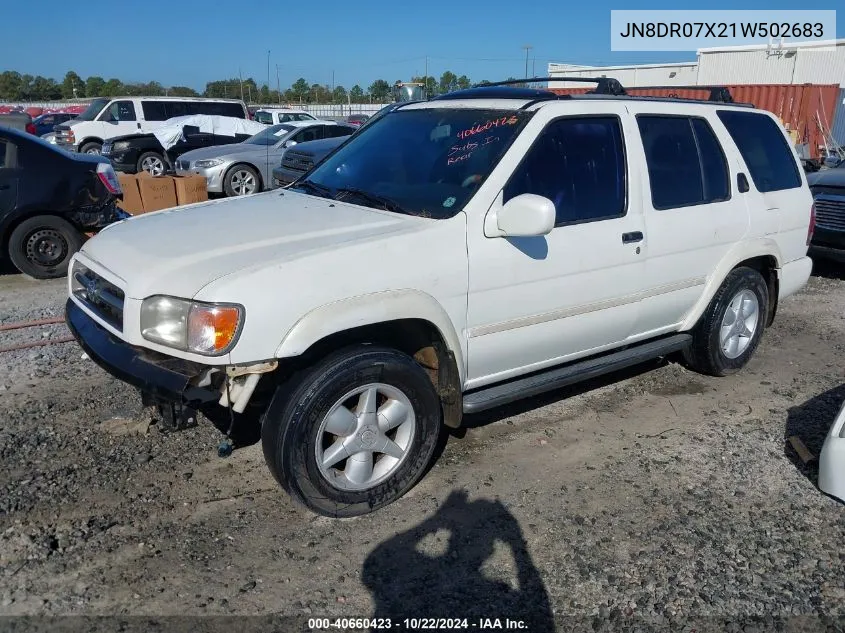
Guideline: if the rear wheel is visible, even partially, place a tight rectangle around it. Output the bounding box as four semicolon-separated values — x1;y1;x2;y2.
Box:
224;164;260;196
683;267;769;376
79;141;102;155
261;345;443;517
8;215;85;279
137;151;168;176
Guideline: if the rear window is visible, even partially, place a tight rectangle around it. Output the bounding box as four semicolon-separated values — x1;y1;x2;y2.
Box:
254;111;273;124
717;110;801;192
637;115;730;209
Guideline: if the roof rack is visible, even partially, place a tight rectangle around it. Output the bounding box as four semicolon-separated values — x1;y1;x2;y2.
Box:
434;77;741;106
474;76;627;96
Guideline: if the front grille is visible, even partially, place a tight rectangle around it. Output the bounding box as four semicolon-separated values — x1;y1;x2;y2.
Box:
101;143;112;155
815;195;845;232
72;266;125;331
281;152;313;172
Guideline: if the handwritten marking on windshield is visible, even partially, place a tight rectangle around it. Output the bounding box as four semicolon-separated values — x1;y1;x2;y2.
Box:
447;135;501;166
457;116;518;140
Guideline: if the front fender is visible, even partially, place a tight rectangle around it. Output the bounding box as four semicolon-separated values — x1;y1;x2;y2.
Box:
274;289;466;384
679;238;783;331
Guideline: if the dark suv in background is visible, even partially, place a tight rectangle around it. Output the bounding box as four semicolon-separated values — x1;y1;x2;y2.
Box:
807;165;845;261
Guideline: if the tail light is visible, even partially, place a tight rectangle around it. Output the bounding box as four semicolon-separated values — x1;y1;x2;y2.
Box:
96;163;122;196
807;201;816;246
25;123;36;135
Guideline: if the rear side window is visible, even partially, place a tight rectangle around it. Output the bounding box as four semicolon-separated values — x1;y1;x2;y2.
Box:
504;116;626;226
255;111;273;124
717;110;801;192
196;102;246;118
142;101;169;121
638;115;730;209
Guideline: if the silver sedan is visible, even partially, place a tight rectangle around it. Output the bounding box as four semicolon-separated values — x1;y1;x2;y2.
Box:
175;121;356;196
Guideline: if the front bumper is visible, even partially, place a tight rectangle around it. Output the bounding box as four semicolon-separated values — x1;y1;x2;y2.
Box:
175;164;226;193
65;298;219;407
271;166;303;188
819;399;845;504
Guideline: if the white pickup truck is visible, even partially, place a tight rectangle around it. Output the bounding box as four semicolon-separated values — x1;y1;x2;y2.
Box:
65;79;815;517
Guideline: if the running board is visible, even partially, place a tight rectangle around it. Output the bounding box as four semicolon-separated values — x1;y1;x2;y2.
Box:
462;334;692;414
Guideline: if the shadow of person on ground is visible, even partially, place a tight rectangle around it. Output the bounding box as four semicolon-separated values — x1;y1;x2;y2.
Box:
784;383;845;486
362;489;555;630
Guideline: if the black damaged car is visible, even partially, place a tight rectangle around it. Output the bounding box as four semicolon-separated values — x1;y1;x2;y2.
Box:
0;126;126;279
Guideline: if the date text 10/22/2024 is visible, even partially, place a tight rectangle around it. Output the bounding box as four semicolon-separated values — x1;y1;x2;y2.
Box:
308;617;530;630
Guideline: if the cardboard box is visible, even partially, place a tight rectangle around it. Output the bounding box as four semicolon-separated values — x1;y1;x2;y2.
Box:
116;173;145;216
137;175;178;213
173;174;208;206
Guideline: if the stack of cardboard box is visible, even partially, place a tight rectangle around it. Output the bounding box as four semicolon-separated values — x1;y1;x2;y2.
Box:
116;173;209;215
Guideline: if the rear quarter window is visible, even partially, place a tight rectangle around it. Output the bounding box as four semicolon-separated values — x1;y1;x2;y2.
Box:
142;101;170;121
716;110;801;192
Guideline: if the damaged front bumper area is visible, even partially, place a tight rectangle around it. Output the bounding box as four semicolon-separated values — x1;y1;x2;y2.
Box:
65;299;274;429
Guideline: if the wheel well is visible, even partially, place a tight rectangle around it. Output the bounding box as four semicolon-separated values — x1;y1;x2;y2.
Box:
735;255;779;327
293;319;463;428
225;162;263;191
79;138;104;149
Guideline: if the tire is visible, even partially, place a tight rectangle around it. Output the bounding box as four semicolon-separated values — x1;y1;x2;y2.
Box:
137;151;169;176
683;266;769;377
223;164;261;196
261;345;443;517
8;215;85;279
79;141;102;155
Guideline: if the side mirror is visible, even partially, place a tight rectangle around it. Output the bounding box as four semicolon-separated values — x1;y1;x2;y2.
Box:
284;139;297;148
496;193;556;237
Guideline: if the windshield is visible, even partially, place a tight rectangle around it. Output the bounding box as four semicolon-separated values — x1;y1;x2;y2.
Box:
75;98;110;121
245;124;293;145
294;108;532;218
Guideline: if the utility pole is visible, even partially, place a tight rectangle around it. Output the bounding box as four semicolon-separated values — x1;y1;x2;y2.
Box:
424;55;429;96
331;70;335;93
276;64;281;104
522;45;533;79
239;67;244;102
267;50;271;101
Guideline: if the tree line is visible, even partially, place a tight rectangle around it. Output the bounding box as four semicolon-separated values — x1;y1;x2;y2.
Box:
0;70;513;104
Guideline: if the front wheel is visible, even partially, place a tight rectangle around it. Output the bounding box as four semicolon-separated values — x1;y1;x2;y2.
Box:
683;266;769;376
7;215;85;279
79;141;102;155
223;164;260;196
137;151;169;176
261;346;443;517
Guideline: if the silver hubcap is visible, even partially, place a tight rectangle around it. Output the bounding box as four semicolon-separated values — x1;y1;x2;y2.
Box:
315;383;416;491
231;170;256;195
85;147;100;155
141;156;165;176
720;289;759;359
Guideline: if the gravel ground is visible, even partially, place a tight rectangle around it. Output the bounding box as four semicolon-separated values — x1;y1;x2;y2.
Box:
0;264;844;631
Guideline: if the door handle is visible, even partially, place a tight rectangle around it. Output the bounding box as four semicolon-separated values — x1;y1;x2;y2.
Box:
622;231;643;244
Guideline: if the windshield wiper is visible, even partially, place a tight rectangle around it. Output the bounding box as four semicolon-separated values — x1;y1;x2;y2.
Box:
293;179;333;199
334;187;408;214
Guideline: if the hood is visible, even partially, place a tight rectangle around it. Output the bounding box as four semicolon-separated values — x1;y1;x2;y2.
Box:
286;136;347;156
807;167;845;189
80;189;425;299
178;142;262;162
105;132;151;144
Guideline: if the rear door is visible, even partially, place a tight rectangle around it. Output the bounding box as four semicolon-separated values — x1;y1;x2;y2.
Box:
716;109;809;263
0;138;19;216
624;105;749;335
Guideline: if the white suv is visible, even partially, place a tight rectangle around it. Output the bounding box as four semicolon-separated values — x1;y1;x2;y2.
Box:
54;96;249;155
65;80;815;517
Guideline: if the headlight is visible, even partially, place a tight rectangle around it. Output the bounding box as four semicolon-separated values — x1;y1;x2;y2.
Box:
112;141;131;151
140;296;243;356
194;159;223;168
